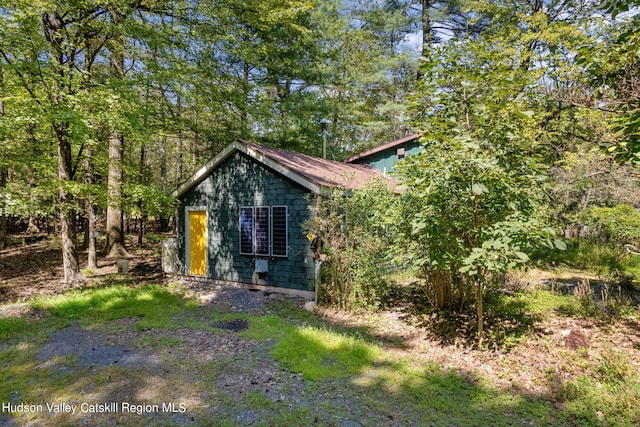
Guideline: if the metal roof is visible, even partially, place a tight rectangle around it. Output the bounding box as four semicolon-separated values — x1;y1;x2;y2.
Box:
173;140;400;198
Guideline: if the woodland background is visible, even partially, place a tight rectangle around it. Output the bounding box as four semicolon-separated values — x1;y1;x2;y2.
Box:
1;0;640;293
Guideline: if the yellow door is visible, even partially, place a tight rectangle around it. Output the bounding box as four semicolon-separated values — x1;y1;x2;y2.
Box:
189;211;207;276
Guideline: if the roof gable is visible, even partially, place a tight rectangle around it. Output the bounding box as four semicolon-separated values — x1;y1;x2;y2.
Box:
344;133;421;164
173;140;398;198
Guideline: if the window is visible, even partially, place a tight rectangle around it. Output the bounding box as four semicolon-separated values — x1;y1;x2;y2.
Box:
239;206;288;257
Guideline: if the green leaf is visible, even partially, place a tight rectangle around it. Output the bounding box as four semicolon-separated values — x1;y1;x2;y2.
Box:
471;183;489;195
514;251;529;261
553;239;567;251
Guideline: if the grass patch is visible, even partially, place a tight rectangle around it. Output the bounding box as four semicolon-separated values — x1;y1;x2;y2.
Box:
272;326;384;380
547;349;640;426
517;289;581;316
242;314;293;342
0;317;27;340
243;390;275;410
29;284;195;328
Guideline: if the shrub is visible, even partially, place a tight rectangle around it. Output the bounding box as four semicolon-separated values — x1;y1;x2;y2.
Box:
305;181;396;311
584;204;640;246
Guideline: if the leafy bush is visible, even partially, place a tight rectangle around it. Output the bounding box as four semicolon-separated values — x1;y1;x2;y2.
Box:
305;182;396;311
583;204;640;246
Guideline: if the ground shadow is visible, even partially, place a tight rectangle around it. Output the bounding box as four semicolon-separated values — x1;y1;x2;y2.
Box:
0;236;165;304
388;283;544;350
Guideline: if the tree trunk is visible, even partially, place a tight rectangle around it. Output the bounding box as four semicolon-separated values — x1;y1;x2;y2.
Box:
44;11;83;284
103;7;128;258
56;124;84;284
0;166;6;250
176;133;183;183
138;142;146;246
417;0;435;80
0;66;6;250
104;131;128;257
158;135;170;232
84;145;97;270
26;213;41;234
476;279;484;348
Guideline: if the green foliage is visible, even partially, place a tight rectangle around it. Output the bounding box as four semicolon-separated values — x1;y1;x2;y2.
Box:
548;349;640;426
583;204;640;246
305;181;397;311
535;239;627;276
578;3;640;165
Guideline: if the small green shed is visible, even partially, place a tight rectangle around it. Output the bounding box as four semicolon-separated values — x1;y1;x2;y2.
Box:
172;140;395;298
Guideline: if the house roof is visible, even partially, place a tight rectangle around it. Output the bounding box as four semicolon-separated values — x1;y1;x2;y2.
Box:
344;133;421;164
172;140;399;198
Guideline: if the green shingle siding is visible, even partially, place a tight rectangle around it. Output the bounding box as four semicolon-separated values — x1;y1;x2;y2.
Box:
353;139;422;173
178;151;315;291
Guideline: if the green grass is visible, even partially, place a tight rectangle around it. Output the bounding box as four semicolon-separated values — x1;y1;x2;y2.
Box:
29;283;195;328
271;325;385;380
517;289;581;315
0;317;27;339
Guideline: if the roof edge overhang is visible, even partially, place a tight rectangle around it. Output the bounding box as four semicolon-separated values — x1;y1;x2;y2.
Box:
172;141;323;199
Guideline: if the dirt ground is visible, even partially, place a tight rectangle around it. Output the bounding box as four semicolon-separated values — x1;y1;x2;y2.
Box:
0;234;165;304
2;235;640;425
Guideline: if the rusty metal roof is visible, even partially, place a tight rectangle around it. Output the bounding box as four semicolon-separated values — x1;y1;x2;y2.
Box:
173;140;400;198
242;141;399;192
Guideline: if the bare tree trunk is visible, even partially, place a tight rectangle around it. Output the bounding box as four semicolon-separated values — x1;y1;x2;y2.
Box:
241;60;250;137
176;92;184;183
158;136;169;232
43;11;84;284
0;166;6;250
104;131;127;257
176;133;183;183
137;142;146;246
0;66;6;250
192;112;198;173
84;145;97;270
476;279;484;348
56;123;84;284
103;7;128;257
26;212;41;234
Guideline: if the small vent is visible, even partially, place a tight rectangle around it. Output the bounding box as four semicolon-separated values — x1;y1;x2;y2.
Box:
255;259;268;273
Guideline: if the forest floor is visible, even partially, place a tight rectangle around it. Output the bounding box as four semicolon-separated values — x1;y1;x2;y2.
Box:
1;234;640;426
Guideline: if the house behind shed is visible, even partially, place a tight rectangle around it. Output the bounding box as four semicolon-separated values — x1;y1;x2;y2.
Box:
172;140;396;298
344;133;422;175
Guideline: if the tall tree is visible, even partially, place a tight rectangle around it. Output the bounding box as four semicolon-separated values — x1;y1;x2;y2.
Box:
103;5;127;257
0;65;6;250
579;0;640;165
